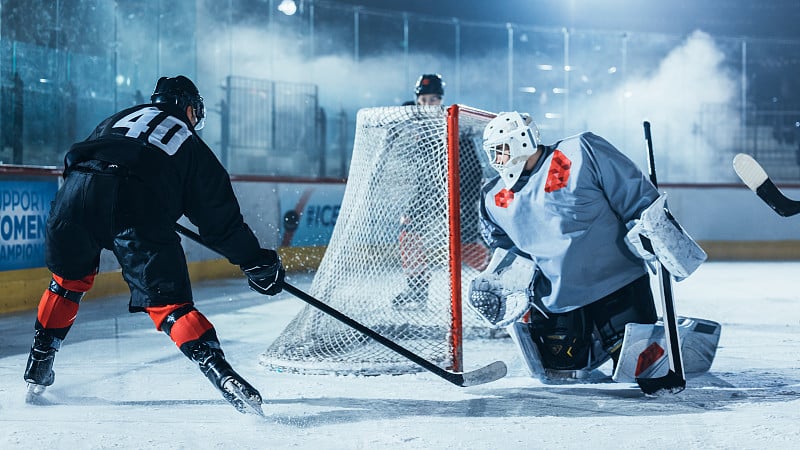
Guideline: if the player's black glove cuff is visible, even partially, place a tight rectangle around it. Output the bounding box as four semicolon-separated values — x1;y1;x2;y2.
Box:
240;249;284;296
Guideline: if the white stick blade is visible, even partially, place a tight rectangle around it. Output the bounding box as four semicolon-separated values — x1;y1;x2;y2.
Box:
733;153;768;192
459;360;508;387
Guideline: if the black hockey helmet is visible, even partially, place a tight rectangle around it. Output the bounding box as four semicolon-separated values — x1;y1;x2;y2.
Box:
151;75;206;130
415;74;445;97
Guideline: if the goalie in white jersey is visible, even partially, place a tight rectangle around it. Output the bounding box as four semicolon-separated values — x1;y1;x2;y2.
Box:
468;112;708;381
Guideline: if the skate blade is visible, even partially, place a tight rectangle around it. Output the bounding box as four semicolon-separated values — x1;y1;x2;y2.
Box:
391;301;428;311
25;383;48;404
222;379;265;417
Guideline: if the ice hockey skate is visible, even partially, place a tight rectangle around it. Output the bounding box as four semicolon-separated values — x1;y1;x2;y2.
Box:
391;285;429;310
24;330;60;403
192;342;265;416
391;272;431;310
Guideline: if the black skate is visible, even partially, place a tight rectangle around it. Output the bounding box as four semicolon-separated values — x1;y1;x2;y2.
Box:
192;343;264;416
24;330;60;402
392;283;429;310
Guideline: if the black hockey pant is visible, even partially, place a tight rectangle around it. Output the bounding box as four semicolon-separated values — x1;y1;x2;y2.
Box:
528;275;657;371
36;160;219;356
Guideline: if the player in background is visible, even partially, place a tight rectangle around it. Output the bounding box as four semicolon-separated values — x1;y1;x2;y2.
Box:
23;75;284;415
468;112;706;380
414;73;445;106
394;73;489;308
401;73;444;106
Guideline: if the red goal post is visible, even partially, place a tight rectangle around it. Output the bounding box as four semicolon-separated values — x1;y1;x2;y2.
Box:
446;104;498;370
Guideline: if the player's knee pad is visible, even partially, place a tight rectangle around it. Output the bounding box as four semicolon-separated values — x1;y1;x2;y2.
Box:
53;273;96;294
529;307;592;371
36;273;96;336
587;276;657;355
145;303;218;356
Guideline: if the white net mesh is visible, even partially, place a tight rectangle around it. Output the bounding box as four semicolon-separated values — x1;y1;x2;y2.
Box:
261;105;497;375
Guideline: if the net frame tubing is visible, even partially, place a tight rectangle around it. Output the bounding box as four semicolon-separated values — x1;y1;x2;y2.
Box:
446;104;497;372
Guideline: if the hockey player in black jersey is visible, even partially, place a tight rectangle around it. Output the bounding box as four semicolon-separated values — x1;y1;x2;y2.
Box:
23;75;283;415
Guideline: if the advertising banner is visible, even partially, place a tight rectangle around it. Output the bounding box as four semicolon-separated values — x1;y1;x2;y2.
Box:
0;180;57;271
279;184;345;247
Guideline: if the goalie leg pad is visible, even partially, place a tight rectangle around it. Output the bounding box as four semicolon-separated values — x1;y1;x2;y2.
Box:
611;316;722;382
625;193;707;280
507;320;546;378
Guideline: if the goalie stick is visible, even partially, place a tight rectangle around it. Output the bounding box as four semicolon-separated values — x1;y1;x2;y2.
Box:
635;121;686;395
732;153;800;217
174;223;507;388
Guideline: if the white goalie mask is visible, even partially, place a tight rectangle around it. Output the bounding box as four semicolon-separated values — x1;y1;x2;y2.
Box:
483;112;540;189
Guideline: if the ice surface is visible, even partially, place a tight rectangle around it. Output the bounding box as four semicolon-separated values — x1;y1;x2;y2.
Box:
1;263;799;449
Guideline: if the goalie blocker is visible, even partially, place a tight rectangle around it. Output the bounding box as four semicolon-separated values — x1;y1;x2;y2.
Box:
625;193;707;281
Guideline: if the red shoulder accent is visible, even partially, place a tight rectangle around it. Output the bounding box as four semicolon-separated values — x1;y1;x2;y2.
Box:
494;188;514;208
544;149;571;193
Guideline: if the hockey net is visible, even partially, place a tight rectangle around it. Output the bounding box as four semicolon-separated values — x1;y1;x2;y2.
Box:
261;105;498;375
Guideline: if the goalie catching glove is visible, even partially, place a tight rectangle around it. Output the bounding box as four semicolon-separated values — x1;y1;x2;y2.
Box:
240;248;285;296
467;248;537;328
625;193;707;281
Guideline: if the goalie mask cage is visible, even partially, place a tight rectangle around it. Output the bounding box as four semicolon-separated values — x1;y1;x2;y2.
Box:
261;104;497;375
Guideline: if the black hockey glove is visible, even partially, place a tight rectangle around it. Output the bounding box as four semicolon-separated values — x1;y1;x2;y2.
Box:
241;249;285;296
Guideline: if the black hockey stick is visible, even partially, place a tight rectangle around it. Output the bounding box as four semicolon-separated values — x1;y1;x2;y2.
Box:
174;223;507;387
636;121;686;395
733;153;800;217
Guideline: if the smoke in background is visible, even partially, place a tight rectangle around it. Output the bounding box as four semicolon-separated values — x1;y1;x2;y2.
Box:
198;10;742;181
197;25;440;109
572;31;740;182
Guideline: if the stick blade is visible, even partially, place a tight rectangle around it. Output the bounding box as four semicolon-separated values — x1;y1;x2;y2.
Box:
636;370;686;396
733;153;768;192
456;360;508;387
732;153;800;217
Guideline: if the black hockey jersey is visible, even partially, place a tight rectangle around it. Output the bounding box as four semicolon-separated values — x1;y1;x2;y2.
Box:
63;103;261;266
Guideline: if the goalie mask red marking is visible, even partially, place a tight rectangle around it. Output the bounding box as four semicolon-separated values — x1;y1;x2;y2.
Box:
635;342;665;376
544;150;571;193
495;188;514;208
